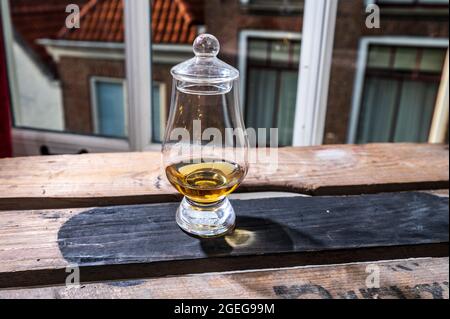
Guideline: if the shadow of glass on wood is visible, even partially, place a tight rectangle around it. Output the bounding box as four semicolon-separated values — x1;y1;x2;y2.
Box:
199;216;323;257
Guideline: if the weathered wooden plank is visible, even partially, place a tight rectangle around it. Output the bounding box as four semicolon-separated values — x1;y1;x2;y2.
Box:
0;192;447;288
0;144;448;210
0;258;447;299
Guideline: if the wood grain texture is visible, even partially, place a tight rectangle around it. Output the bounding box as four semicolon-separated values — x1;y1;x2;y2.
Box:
0;192;447;289
0;144;448;210
0;258;447;299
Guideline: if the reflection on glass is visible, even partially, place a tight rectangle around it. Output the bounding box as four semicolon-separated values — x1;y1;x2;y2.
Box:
8;0;127;139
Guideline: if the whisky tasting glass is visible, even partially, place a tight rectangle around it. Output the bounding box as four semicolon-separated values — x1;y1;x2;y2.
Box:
163;34;249;238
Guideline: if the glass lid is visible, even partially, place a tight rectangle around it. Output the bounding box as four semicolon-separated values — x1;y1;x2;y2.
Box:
171;34;239;84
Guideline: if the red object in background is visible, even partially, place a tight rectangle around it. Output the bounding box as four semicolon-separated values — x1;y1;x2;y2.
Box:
0;17;13;158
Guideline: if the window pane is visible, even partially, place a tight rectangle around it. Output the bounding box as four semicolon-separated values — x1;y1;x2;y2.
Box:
94;81;126;138
245;37;300;146
4;0;130;155
357;78;399;143
420;48;446;72
368;45;392;69
393;47;418;71
356;44;445;144
292;42;301;65
246;68;278;139
277;71;298;146
248;39;268;63
150;0;303;147
393;81;438;142
323;1;449;145
270;40;291;65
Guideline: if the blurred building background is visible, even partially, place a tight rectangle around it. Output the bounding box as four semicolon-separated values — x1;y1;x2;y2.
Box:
1;0;449;155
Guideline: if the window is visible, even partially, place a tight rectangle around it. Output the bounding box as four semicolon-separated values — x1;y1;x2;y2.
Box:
356;44;446;143
240;32;301;146
1;0;137;155
323;1;449;145
91;78;127;139
4;0;446;156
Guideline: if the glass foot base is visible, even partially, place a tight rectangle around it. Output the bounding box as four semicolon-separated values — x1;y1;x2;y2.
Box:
176;197;236;238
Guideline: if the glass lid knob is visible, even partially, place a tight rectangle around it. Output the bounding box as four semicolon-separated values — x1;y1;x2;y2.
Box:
193;34;220;57
171;33;239;85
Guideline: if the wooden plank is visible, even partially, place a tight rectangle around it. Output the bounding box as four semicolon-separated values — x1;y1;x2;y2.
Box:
0;192;447;289
0;258;447;299
0;143;448;210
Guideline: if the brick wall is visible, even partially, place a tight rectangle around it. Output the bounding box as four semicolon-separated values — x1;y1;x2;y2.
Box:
205;0;303;66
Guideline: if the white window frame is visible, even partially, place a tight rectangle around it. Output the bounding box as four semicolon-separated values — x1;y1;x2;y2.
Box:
348;36;450;144
2;0;339;155
90;76;128;138
124;0;154;151
292;0;338;146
